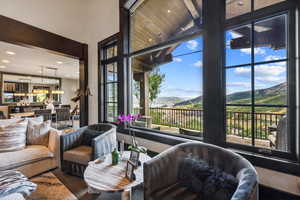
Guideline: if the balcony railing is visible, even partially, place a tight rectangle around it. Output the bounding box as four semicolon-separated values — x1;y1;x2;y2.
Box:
139;107;285;140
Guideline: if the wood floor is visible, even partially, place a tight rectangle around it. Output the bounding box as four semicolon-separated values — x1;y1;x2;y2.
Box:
52;169;121;200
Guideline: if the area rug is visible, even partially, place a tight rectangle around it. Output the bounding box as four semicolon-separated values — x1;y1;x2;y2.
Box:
27;172;78;200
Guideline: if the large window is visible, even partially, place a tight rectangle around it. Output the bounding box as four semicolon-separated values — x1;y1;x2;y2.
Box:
123;0;297;162
129;0;204;139
131;38;203;138
100;39;119;122
225;14;292;153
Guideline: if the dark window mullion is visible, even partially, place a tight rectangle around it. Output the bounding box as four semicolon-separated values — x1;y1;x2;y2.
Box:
251;21;255;147
226;59;288;69
227;104;287;107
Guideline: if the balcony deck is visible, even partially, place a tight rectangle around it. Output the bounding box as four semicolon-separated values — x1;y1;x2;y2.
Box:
134;107;284;149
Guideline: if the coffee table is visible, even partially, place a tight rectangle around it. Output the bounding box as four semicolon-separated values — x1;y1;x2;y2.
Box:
84;151;151;200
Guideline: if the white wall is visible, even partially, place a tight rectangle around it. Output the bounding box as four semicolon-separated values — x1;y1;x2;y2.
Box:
85;0;119;124
0;0;88;43
0;0;120;123
61;78;79;109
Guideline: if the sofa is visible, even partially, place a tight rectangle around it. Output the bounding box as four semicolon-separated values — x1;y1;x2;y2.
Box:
61;123;117;177
0;128;61;178
143;142;258;200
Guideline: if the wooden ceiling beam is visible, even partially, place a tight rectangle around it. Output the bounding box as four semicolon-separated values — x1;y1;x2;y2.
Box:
184;0;200;19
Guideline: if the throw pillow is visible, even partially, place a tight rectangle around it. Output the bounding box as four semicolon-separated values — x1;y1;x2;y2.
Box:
27;119;51;146
0;118;28;152
178;157;209;193
178;157;238;200
203;169;238;200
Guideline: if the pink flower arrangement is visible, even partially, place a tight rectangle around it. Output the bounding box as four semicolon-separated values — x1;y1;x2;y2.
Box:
115;113;143;150
116;114;142;124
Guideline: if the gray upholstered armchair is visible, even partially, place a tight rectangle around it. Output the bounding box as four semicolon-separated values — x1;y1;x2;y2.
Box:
143;142;258;200
60;123;117;177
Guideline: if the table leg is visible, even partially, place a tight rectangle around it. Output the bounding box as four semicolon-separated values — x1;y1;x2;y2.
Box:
121;190;130;200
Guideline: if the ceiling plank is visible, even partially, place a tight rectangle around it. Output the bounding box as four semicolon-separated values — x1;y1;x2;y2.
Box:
184;0;200;19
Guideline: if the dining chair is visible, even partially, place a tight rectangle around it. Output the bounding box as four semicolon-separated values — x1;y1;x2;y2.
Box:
55;108;73;129
61;105;71;110
34;109;52;121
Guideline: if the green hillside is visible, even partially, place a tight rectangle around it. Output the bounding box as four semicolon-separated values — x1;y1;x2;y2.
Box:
174;82;287;113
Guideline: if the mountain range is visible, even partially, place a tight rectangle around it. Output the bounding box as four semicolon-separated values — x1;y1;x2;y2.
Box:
173;82;287;107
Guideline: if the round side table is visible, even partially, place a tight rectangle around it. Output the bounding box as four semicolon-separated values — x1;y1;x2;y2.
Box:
84;151;151;200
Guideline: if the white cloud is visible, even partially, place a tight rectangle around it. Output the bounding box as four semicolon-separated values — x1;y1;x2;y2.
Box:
240;48;266;55
234;64;286;85
234;67;250;74
173;57;182;62
229;32;242;39
227;82;250;88
186;40;198;50
264;55;284;61
255;65;285;76
193;60;203;67
159;86;202;99
255;76;285;82
234;64;285;77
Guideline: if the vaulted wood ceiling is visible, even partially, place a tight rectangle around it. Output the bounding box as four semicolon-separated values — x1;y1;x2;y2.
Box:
130;0;286;74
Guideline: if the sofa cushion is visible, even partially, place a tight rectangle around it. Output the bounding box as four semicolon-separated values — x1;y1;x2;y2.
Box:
0;118;28;152
27;119;51;146
0;145;53;170
63;145;92;165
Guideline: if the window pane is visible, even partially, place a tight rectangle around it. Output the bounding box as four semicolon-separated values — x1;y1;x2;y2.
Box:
107;103;118;122
254;107;288;151
107;63;118;82
226;25;251;66
254;15;287;63
107;83;118;102
226;66;251;104
131;37;203;137
226;0;251;19
254;62;287;105
105;45;117;59
226;106;252;146
254;0;286;10
172;37;203;56
130;0;203;52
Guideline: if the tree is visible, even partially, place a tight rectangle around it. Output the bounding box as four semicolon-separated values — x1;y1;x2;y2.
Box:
149;68;165;103
134;68;165;105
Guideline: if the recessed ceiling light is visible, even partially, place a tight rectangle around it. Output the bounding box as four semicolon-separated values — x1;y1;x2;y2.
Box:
2;59;10;63
6;51;15;55
57;61;63;64
0;65;6;69
237;1;244;6
148;38;153;42
167;9;171;13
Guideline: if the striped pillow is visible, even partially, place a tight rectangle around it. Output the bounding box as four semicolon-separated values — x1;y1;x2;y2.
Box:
0;118;28;152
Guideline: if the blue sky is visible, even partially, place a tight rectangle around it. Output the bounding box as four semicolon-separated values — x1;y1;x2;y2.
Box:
154;31;287;100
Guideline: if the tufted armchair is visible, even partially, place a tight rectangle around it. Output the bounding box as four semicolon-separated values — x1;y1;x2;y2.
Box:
143;142;258;200
60;123;117;177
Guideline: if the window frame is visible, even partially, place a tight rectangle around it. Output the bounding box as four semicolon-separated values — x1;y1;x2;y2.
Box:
118;0;299;164
224;8;297;160
98;33;121;123
128;34;205;141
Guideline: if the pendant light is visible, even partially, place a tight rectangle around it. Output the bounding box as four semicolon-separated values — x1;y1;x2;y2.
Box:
33;66;49;94
51;68;64;94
